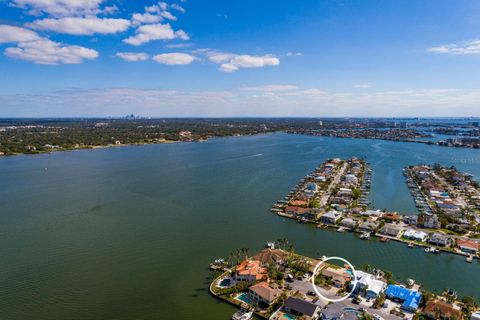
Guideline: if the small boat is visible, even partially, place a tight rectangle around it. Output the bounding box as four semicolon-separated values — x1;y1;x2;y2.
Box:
466;255;473;263
266;242;275;249
231;310;253;320
408;243;415;248
360;232;370;240
337;227;346;232
380;237;389;243
425;247;439;254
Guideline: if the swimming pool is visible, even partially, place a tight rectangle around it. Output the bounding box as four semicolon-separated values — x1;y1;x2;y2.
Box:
236;293;254;305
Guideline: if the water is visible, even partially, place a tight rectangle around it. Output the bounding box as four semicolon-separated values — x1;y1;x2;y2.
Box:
1;133;479;320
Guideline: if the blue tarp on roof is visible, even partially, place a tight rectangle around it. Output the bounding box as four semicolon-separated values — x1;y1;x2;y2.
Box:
385;285;421;310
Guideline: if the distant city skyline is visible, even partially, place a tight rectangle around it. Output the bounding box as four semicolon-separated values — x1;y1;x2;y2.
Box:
1;0;480;117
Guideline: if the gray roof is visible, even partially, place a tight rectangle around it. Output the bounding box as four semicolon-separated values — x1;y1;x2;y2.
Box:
285;297;318;317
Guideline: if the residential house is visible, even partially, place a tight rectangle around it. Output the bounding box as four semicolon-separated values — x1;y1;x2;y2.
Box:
379;223;404;237
423;300;463;320
358;221;379;233
321;303;358;320
354;271;387;299
340;218;358;229
320;267;352;288
382;212;401;222
428;233;453;247
253;249;289;268
402;229;428;242
456;238;480;254
320;211;342;225
249;282;282;307
385;285;422;312
235;260;268;282
362;209;382;217
418;214;441;229
284;296;320;319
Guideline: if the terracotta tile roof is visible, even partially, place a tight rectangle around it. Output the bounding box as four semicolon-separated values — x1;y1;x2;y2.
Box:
456;238;480;250
423;300;463;319
236;260;267;280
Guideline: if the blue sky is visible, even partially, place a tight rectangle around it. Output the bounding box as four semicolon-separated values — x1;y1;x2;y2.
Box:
1;0;480;117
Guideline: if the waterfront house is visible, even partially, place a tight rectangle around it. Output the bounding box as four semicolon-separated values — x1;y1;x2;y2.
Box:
382;212;401;222
385;285;422;312
289;200;309;207
249;281;282;307
428;233;453;247
340;218;358;229
456;238;479;254
235;260;268;282
358;221;378;233
402;229;428;242
284;296;320;319
285;206;311;217
319;210;342;225
354;271;387;299
418;214;441;229
253;249;289;268
362;209;382;217
422;299;463;320
379;223;403;238
320;267;351;287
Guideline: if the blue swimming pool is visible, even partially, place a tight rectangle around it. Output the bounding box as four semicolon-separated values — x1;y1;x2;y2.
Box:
236;293;253;305
282;313;296;320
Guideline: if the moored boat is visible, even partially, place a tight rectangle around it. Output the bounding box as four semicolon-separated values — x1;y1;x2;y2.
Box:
231;309;253;320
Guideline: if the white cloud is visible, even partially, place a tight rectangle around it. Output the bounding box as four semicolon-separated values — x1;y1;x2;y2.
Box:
11;0;109;17
152;52;195;65
240;85;298;92
132;12;163;25
171;4;185;13
27;17;131;35
115;52;149;62
427;40;480;55
4;38;98;64
353;83;372;88
207;52;236;64
165;43;192;49
219;54;280;72
286;52;302;57
0;25;39;43
123;23;188;45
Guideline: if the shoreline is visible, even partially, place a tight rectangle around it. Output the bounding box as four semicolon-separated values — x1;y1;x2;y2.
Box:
2;130;480;158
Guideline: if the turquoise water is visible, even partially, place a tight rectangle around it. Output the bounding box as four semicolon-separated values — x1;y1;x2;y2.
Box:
1;133;479;320
236;293;254;305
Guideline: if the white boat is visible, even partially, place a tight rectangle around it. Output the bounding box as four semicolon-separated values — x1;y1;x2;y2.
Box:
266;242;275;249
425;247;439;254
466;255;473;263
360;232;370;240
231;310;253;320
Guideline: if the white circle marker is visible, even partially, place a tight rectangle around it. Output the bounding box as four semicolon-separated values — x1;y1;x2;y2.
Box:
310;256;358;302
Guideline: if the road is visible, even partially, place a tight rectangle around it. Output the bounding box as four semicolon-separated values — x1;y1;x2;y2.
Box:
320;162;348;207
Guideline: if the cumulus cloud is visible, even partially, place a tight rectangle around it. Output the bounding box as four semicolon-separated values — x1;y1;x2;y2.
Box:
132;12;163;25
123;23;188;45
5;38;98;64
115;52;149;62
27;17;131;35
11;0;110;17
219;54;280;72
0;25;39;43
426;40;480;55
152;52;196;65
171;4;185;13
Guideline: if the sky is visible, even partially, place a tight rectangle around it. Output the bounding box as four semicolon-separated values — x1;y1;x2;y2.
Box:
0;0;480;117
